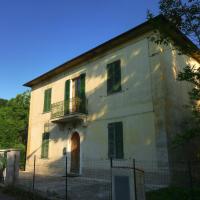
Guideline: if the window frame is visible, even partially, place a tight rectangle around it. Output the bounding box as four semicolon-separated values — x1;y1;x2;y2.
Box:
43;88;52;113
41;132;50;159
108;121;124;159
107;60;122;95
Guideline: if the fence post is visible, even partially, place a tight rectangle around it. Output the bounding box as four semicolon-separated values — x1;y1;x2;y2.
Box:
188;160;194;200
110;157;113;200
65;156;68;200
32;155;36;191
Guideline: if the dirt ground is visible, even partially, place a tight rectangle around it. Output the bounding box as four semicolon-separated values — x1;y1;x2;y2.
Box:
0;191;16;200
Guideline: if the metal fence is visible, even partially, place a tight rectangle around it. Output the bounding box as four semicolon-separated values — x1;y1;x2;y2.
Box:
16;157;200;200
51;97;88;120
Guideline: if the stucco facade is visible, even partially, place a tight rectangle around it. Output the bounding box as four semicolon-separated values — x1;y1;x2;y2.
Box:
25;23;199;179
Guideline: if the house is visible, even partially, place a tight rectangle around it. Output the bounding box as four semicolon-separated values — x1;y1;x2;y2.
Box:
24;15;199;181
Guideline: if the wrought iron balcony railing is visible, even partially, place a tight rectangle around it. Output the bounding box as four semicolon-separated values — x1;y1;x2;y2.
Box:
51;97;87;120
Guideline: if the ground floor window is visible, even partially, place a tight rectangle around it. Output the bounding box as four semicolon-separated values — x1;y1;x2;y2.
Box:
108;122;124;159
41;132;50;159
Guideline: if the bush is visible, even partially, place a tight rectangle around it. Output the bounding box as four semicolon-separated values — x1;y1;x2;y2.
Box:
146;187;200;200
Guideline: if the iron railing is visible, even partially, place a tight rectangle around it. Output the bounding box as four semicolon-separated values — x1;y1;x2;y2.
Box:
51;97;87;119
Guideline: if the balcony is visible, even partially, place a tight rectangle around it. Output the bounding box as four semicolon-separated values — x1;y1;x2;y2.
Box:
51;97;88;123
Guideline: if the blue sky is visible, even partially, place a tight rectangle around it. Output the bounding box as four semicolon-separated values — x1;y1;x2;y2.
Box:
0;0;159;99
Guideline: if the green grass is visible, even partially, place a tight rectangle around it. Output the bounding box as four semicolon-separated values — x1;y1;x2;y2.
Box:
146;187;200;200
0;186;48;200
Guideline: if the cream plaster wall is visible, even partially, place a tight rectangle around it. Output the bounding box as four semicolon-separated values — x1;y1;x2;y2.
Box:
148;38;200;166
161;47;199;163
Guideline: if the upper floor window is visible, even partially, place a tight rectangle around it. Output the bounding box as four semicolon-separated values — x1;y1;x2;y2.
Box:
64;74;86;114
107;60;121;95
108;122;124;159
43;88;52;113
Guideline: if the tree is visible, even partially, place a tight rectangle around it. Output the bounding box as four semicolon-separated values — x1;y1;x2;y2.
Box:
0;99;8;108
175;65;200;145
159;0;200;47
0;91;30;167
148;0;200;48
148;1;200;152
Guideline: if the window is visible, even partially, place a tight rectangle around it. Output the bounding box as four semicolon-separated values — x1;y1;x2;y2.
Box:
41;132;50;159
72;74;86;99
108;122;124;159
43;88;52;113
64;74;86;114
107;60;121;95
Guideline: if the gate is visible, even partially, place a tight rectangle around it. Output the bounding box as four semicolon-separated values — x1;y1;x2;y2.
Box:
111;158;145;200
0;151;6;184
65;157;145;200
0;149;20;185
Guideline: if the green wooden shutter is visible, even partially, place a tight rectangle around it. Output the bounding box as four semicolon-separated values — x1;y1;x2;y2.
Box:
41;132;49;159
80;74;86;113
107;60;121;94
64;80;70;114
114;60;121;92
43;90;47;112
115;122;124;159
80;74;86;98
47;89;52;112
43;89;52;112
65;80;70;100
107;64;114;94
108;123;115;158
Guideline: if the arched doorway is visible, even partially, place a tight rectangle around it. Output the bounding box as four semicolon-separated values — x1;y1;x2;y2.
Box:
70;132;80;174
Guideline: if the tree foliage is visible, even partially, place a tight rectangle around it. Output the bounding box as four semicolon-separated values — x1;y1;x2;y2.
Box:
175;65;200;144
148;0;200;148
0;99;8;108
159;0;200;47
148;0;200;48
0;91;30;166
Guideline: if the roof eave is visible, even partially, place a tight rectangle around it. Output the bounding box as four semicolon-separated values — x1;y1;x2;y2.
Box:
24;17;158;87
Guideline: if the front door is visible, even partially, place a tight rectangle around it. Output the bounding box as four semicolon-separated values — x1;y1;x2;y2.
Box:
70;132;80;174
